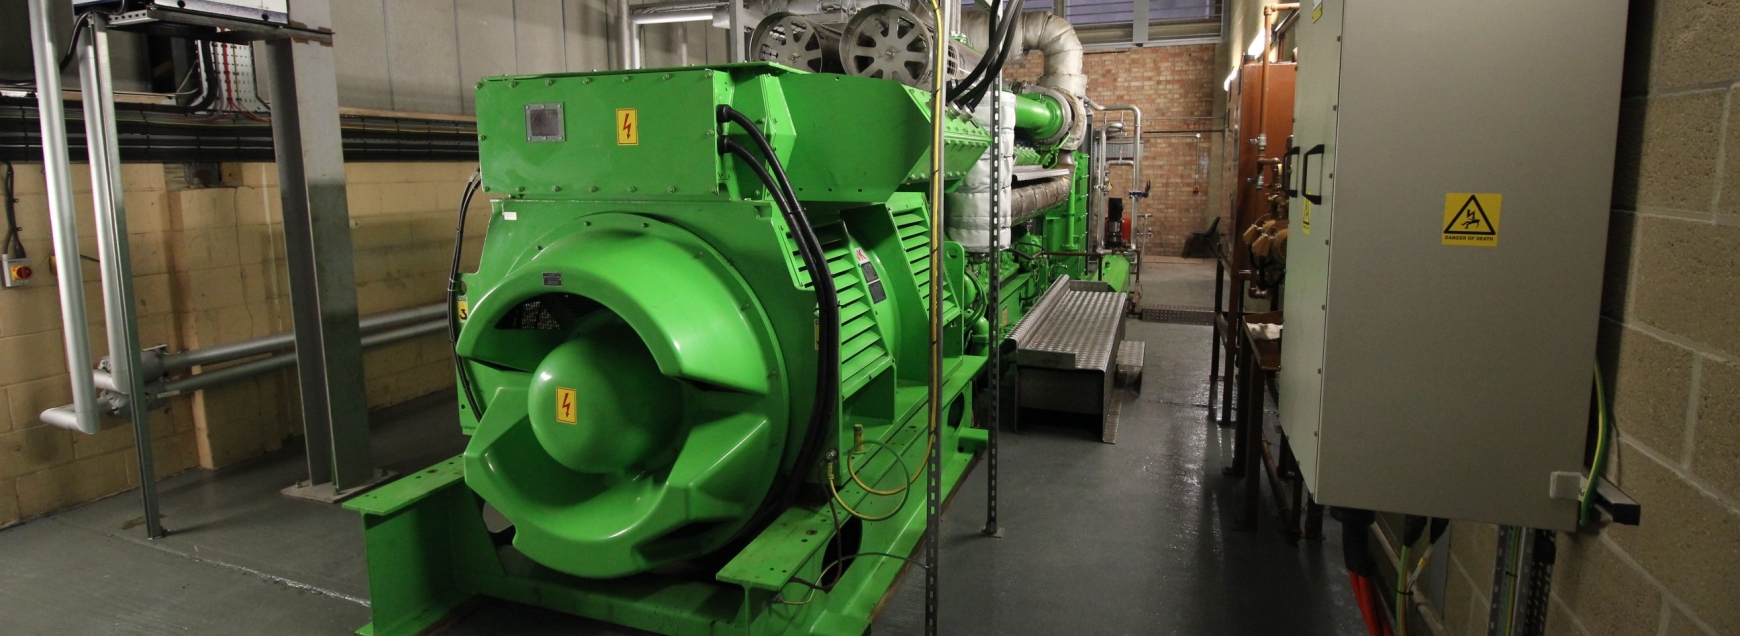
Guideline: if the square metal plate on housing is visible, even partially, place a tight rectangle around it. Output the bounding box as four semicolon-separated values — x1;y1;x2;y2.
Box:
525;103;565;142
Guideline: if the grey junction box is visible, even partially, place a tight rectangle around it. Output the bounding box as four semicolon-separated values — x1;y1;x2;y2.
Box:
1278;0;1628;531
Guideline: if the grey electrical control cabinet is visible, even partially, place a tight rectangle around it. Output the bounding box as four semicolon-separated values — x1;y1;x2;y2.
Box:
1278;0;1627;531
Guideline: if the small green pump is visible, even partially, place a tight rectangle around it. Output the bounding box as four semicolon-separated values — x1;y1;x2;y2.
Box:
345;62;1108;636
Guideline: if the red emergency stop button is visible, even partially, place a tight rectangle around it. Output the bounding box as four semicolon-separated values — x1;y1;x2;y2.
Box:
10;265;30;281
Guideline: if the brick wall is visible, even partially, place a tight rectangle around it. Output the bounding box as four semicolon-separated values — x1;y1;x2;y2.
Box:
1006;43;1219;258
0;161;482;527
1414;2;1740;636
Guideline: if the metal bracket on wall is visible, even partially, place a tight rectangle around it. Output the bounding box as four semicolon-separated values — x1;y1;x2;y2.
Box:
1589;475;1641;526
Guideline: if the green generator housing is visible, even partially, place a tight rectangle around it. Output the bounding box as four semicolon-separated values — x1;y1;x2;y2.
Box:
344;63;1117;636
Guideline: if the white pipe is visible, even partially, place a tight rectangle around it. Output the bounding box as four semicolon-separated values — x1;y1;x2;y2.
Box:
62;317;447;419
960;8;1078;94
615;0;634;69
27;0;102;435
961;9;1083;95
632;9;713;25
1021;11;1086;96
1088;100;1143;254
962;7;1087;152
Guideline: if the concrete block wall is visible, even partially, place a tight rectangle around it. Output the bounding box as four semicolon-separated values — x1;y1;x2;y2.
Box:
1;164;202;527
0;160;484;528
1415;2;1740;636
1006;44;1219;258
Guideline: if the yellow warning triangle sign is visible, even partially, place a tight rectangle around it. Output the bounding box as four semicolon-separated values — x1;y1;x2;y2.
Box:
1442;193;1501;246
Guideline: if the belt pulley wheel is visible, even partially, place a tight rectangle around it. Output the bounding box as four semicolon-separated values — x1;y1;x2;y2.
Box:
751;12;843;73
840;5;934;87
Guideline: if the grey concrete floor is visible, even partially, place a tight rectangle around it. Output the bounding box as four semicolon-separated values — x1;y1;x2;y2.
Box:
0;259;1361;635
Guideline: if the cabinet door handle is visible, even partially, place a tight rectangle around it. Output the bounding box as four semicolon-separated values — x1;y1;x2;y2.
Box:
1282;145;1302;198
1301;144;1326;205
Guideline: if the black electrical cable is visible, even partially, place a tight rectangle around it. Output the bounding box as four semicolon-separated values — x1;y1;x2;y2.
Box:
952;0;1021;108
720;136;837;531
958;0;1024;110
719;135;837;481
717;105;841;544
947;0;1005;103
58;13;96;73
448;167;486;419
1401;514;1429;547
2;160;22;258
951;0;1015;109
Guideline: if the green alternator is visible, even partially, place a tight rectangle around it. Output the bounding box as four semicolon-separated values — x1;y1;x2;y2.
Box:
344;62;1109;636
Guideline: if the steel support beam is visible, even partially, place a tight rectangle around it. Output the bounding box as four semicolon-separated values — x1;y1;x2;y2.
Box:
77;13;164;539
1132;0;1150;45
727;0;745;63
983;74;1004;540
265;0;383;499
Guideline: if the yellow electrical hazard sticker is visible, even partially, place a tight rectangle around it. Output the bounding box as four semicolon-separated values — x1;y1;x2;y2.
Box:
1311;0;1323;22
616;108;638;146
1442;193;1501;246
456;299;468;321
555;387;578;424
1301;200;1312;234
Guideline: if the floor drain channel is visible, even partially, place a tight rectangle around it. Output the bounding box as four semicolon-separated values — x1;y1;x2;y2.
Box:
1139;306;1215;325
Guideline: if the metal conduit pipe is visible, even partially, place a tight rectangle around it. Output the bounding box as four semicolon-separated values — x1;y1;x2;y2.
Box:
63;318;447;420
154;302;445;372
1086;98;1143;253
28;0;102;435
632;9;715;25
615;0;634;69
164;320;447;395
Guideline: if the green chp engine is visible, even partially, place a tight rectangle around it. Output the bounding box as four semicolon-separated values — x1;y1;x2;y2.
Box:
344;11;1119;635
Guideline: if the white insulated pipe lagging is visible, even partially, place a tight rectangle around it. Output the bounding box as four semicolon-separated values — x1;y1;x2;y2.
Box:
950;8;1087;252
947;91;1016;252
960;8;1088;98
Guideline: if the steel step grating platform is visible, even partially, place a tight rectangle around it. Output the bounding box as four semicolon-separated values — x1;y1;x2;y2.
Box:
1009;275;1131;443
1115;340;1145;389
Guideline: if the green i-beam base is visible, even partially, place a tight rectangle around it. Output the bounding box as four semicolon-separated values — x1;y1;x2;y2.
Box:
346;354;984;636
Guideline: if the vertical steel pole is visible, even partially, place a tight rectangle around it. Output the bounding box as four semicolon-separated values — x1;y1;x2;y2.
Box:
727;0;744;63
983;77;1003;539
1208;257;1223;422
267;1;377;494
1132;0;1149;45
25;0;102;437
614;0;633;69
78;13;163;539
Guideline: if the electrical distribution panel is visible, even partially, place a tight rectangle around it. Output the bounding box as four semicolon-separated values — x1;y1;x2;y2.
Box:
1279;0;1627;530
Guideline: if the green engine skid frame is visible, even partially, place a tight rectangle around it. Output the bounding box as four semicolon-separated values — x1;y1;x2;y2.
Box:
346;357;982;636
